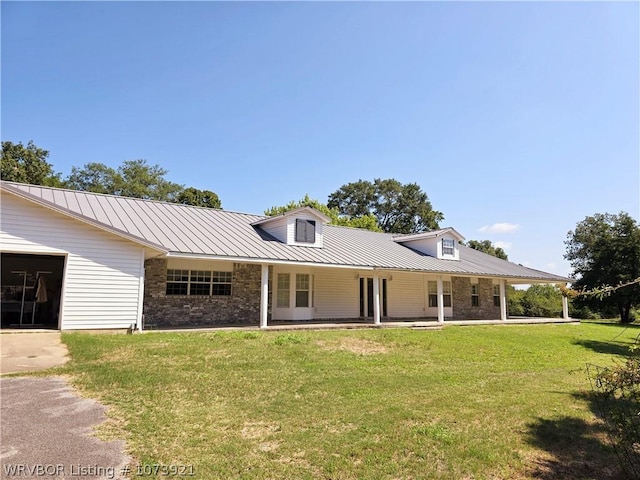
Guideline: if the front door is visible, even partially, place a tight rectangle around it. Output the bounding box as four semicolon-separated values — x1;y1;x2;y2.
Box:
359;277;387;318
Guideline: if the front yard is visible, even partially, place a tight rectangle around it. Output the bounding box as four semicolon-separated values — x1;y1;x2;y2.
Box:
58;323;638;479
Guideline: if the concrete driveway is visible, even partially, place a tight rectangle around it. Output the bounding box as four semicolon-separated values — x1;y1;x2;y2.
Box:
1;332;69;375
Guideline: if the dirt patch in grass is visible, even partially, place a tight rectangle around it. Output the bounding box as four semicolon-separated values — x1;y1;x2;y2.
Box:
316;337;388;355
241;421;281;440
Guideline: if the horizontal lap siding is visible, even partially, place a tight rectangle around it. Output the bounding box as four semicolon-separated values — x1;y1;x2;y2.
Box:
1;193;143;330
313;269;359;318
387;272;426;318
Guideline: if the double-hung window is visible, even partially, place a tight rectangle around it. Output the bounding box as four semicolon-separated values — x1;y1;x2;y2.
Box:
493;285;501;307
442;239;455;256
295;274;310;307
277;274;290;308
471;284;480;307
428;280;452;307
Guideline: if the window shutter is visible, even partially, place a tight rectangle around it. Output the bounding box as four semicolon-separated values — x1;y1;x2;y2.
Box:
296;219;316;243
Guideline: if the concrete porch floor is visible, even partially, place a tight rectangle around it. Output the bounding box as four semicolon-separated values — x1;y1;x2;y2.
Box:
144;317;579;333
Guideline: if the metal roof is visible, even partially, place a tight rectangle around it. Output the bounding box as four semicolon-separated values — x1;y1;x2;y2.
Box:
1;181;570;282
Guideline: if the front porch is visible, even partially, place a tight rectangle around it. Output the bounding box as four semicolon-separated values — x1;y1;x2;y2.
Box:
142;258;571;331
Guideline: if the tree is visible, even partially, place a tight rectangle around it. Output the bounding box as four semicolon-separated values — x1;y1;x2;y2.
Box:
1;140;62;186
66;162;118;194
327;178;443;234
265;194;381;231
65;159;183;202
175;187;221;209
565;212;640;323
465;240;508;260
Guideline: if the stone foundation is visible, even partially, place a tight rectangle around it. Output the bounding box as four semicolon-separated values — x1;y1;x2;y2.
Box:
451;277;501;320
143;258;262;327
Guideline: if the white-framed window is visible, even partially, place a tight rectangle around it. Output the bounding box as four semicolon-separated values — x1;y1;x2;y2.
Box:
493;284;501;307
277;273;290;308
428;281;452;307
166;269;232;296
295;274;310;307
471;284;480;307
295;219;316;243
442;239;455;256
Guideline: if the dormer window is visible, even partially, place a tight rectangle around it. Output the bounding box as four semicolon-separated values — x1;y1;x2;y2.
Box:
442;238;455;256
295;219;316;243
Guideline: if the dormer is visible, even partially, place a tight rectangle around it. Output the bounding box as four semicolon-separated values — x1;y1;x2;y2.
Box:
393;228;465;260
252;207;331;248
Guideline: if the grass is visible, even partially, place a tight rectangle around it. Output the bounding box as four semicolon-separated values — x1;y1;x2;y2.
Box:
55;322;639;479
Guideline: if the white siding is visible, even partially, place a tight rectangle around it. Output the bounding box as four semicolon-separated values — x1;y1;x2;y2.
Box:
313;268;359;319
260;217;288;244
1;192;144;330
386;272;426;317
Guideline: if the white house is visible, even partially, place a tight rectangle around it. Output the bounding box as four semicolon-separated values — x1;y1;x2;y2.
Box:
0;181;571;330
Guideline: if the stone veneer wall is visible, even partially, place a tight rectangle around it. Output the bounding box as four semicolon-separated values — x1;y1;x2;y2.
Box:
143;258;262;327
452;277;502;320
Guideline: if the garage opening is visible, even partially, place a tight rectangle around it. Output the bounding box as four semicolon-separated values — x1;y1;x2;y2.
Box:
1;253;65;329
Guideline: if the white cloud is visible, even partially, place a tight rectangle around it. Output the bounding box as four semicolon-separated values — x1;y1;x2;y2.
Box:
494;241;512;250
478;222;520;234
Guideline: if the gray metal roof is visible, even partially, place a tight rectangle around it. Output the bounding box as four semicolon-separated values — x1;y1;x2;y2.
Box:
1;181;569;282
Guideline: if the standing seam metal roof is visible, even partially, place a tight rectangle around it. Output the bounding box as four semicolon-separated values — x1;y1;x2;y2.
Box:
0;181;570;282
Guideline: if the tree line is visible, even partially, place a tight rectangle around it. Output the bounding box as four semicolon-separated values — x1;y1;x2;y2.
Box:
2;140;639;323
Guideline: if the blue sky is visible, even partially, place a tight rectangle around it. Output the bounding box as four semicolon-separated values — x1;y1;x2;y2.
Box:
2;1;638;277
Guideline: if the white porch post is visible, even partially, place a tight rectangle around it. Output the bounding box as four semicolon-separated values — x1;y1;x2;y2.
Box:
135;248;145;332
437;276;444;323
562;295;569;320
373;272;381;325
499;279;507;321
260;264;269;329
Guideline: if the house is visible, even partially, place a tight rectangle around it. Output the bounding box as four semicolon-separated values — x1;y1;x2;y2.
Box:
0;181;571;331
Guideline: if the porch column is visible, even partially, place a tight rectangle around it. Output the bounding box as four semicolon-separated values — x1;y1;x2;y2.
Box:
437;276;444;323
260;264;269;329
499;279;507;321
562;295;569;320
373;272;381;325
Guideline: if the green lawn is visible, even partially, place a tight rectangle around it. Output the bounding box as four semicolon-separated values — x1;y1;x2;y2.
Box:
57;323;639;480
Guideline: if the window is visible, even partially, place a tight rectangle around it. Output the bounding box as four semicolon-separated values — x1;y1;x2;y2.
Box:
443;281;452;307
493;284;501;307
471;284;480;307
166;269;188;295
213;271;233;296
277;273;290;308
442;239;455;256
295;219;316;243
428;280;452;307
296;274;310;307
166;269;232;296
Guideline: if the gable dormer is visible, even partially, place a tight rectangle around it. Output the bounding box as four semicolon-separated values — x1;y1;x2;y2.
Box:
393;228;465;260
252;207;331;248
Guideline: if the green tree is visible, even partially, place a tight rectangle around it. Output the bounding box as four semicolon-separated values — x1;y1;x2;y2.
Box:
521;284;563;317
66;162;118;194
265;194;381;231
327;178;443;234
66;159;183;202
1;140;62;186
465;240;508;260
565;212;640;323
113;159;183;201
175;187;222;209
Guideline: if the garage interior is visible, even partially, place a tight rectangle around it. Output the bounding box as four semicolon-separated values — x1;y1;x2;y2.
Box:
1;253;65;329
